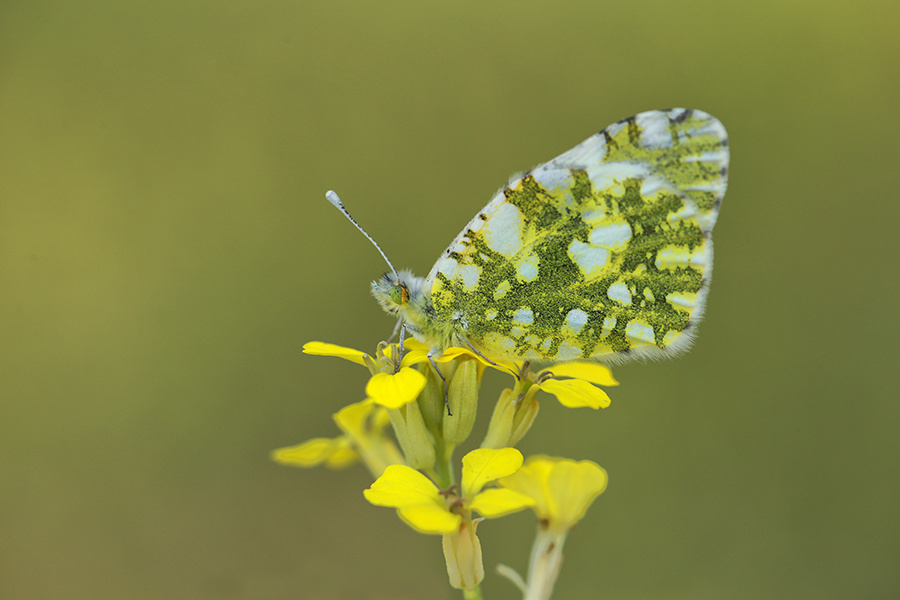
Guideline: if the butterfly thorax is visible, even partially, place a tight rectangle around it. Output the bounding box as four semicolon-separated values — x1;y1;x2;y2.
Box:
371;270;458;352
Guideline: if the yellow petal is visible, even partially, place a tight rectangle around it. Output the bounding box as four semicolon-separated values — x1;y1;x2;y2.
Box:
497;459;552;518
324;442;360;468
461;447;523;498
468;488;535;518
401;338;429;352
363;464;441;508
453;347;519;374
333;400;377;438
398;504;462;534
544;361;619;386
398;347;431;367
271;437;355;468
483;355;521;375
428;347;470;364
499;455;608;529
366;367;426;408
302;341;368;366
388;338;435;368
372;405;392;430
537;378;611;409
331;400;405;475
546;459;608;527
381;339;431;367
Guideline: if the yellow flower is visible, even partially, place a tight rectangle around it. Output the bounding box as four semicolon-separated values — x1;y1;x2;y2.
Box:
272;400;404;477
364;448;534;591
498;455;608;531
363;464;462;534
303;341;426;409
436;341;618;410
363;447;535;534
495;455;609;599
303;340;617;410
285;340;619;595
301;340;486;472
429;341;619;411
481;361;618;449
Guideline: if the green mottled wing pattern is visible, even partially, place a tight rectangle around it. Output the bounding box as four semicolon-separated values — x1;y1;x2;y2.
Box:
423;108;729;363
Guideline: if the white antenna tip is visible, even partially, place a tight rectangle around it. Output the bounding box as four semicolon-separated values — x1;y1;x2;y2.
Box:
322;189;399;276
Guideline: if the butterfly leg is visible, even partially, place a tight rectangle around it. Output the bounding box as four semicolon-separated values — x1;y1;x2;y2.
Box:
386;318;403;344
394;323;415;374
457;337;498;367
398;324;450;414
456;336;519;378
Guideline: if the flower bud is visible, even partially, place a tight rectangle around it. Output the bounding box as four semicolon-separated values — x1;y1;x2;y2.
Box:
442;519;484;590
442;359;479;445
388;401;436;470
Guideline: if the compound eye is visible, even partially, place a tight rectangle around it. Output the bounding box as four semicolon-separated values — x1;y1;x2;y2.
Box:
389;283;409;306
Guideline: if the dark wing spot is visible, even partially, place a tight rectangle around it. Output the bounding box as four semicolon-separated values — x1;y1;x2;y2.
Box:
625;117;640;143
671;109;694;123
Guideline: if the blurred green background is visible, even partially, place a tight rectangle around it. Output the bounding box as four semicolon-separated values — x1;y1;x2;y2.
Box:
2;1;898;599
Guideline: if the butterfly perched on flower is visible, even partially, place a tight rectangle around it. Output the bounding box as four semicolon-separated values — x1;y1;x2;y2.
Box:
331;108;728;366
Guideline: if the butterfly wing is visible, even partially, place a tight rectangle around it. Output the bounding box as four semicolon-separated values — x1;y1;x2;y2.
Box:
424;108;729;363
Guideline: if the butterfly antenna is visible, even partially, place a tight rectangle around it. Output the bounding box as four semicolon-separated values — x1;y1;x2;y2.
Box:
325;190;399;276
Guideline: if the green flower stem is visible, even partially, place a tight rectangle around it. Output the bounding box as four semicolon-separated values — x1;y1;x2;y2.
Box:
433;438;457;490
462;585;483;600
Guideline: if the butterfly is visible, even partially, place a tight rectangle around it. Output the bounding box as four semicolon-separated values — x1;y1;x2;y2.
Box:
331;108;728;367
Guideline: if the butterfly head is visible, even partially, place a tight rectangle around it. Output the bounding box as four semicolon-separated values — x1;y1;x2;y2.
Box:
371;269;427;319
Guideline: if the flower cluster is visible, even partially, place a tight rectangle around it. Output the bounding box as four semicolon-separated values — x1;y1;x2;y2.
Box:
273;339;616;599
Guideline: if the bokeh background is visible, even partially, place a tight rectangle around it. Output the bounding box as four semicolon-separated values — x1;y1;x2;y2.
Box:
2;1;898;599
